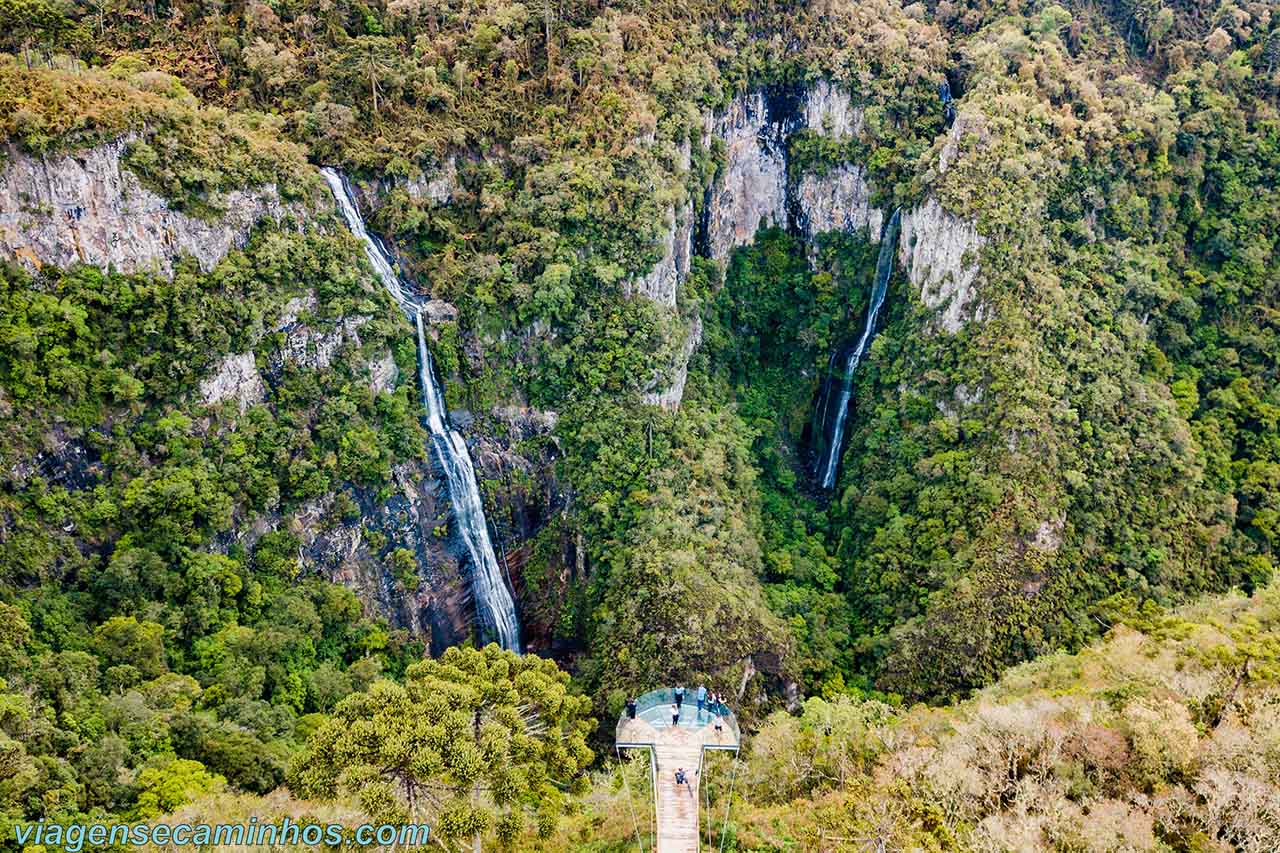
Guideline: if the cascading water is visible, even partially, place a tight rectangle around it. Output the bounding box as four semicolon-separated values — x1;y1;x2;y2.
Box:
320;167;521;652
939;79;957;126
816;207;902;490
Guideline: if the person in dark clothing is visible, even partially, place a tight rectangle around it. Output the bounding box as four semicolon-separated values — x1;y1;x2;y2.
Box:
675;768;687;786
626;697;637;719
674;685;685;708
671;703;679;726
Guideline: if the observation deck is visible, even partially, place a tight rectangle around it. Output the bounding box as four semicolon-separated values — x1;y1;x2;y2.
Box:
614;689;740;852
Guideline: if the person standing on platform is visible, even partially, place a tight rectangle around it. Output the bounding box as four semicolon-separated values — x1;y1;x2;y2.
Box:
674;685;685;710
626;697;637;719
696;683;706;716
671;703;679;727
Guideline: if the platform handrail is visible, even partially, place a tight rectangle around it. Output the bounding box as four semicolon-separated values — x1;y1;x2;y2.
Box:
616;687;740;746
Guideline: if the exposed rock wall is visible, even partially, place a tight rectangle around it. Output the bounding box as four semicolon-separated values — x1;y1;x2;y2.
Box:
405;155;460;205
631;82;884;409
0;137;291;277
898;196;986;333
0;140;531;655
353;155;461;213
200;352;267;412
643;315;701;410
797;165;883;243
703;92;794;264
705;84;877;259
626;198;694;310
804;80;863;138
223;460;475;656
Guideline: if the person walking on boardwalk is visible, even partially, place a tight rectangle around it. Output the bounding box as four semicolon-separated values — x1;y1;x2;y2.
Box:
696;683;706;716
675;768;688;790
674;684;685;709
671;703;679;726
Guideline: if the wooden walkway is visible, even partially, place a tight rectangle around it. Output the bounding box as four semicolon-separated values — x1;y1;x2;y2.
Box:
655;738;703;851
616;702;739;853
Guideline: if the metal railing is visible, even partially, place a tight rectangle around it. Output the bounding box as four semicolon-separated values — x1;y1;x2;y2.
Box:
616;687;740;746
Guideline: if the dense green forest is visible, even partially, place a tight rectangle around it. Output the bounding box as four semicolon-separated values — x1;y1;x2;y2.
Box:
0;0;1279;847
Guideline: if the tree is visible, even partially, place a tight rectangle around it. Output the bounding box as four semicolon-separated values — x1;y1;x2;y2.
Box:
94;616;168;680
132;758;224;818
289;646;594;851
331;36;403;122
0;0;81;69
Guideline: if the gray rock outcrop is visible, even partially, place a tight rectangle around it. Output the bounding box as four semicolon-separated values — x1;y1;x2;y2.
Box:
199;352;267;412
898;197;986;334
642;315;701;410
703;92;793;264
797;165;883;243
279;315;370;371
226;460;475;655
804;80;863;138
626;200;695;310
0;137;291;277
405;155;460;205
631;82;885;409
366;351;399;395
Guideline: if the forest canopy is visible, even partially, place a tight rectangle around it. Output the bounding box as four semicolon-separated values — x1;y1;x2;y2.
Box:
0;0;1278;847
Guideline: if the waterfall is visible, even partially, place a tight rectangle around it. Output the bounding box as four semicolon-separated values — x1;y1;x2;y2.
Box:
320;167;522;652
939;79;957;126
816;207;901;490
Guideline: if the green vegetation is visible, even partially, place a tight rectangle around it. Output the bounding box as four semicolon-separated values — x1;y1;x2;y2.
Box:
290;645;595;848
560;581;1280;850
0;226;429;836
0;0;1278;845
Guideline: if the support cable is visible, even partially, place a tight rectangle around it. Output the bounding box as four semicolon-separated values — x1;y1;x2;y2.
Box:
616;744;645;853
718;752;740;853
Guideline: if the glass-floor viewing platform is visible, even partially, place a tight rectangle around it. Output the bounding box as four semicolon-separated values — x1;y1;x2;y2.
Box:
615;688;740;852
615;687;740;748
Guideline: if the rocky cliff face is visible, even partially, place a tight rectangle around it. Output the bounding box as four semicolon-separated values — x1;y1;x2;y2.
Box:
622;140;698;410
0;137;293;278
628;82;988;407
631;82;885;408
220;457;474;655
704;83;879;260
896;111;990;334
703;91;795;264
898;197;986;333
631;199;698;409
625;193;694;309
0;142;502;652
797;165;882;244
803;80;863;138
200;285;480;651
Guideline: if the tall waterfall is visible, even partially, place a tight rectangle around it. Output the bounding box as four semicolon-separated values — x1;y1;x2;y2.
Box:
817;208;902;490
320;168;522;652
